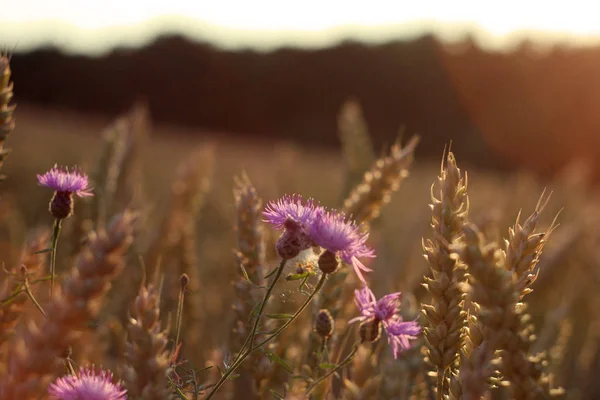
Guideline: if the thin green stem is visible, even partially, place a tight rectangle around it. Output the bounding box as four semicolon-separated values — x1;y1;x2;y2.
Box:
248;259;285;353
205;259;286;399
306;343;359;395
49;218;62;297
206;271;327;400
253;274;327;349
174;281;185;356
23;278;46;318
231;259;285;367
0;275;52;306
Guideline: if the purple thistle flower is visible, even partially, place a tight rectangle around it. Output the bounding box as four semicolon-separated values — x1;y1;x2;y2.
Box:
262;194;321;230
309;210;374;283
48;366;127;400
38;165;93;220
263;194;323;259
350;285;420;358
37;164;93;198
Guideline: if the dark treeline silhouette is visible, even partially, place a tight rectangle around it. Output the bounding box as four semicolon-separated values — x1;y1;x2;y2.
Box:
10;33;600;175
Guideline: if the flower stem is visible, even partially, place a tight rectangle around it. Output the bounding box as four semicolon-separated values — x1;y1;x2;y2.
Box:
206;259;285;399
206;270;327;399
247;259;285;353
230;258;285;367
305;342;359;395
49;218;62;297
252;273;327;349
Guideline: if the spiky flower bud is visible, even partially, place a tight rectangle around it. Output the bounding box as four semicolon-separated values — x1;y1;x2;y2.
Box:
180;273;190;290
318;250;338;274
359;319;382;343
50;191;74;220
315;309;334;339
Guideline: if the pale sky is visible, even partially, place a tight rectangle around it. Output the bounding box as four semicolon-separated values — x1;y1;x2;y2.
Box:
2;0;600;54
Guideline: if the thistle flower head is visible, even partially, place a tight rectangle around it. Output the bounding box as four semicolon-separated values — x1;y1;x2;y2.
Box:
262;194;321;229
48;366;127;400
264;194;322;259
37;164;93;197
350;285;420;358
38;165;93;219
309;210;374;283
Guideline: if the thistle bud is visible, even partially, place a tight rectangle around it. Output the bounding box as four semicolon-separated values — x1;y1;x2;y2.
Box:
180;273;190;290
359;319;382;343
318;250;338;274
315;309;334;339
50;191;74;220
275;228;311;260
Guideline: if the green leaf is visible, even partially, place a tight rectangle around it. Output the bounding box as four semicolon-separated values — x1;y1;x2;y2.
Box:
239;264;251;282
265;313;294;320
33;248;53;254
285;271;311;281
248;302;261;322
270;389;284;399
264;350;293;373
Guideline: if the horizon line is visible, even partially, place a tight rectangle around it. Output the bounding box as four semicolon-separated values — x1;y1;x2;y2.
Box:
3;16;600;56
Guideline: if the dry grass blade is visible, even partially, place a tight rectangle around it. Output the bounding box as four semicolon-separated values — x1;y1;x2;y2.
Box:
0;229;49;348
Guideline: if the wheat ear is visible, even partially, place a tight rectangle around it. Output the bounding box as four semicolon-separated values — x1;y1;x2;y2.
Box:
228;173;272;399
0;211;136;400
0;54;15;178
124;282;170;399
421;151;469;399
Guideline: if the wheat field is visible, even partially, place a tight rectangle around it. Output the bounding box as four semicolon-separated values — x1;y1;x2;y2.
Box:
0;54;598;400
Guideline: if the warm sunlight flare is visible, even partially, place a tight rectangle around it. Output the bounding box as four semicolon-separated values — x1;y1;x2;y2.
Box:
2;0;600;54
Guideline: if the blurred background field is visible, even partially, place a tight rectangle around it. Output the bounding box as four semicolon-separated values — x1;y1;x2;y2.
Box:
4;2;600;398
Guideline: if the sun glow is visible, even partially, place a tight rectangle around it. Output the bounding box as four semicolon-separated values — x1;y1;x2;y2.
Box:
2;0;600;54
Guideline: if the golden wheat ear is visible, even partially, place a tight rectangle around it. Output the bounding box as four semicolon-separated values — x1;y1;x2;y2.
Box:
421;150;469;399
0;211;136;400
0;54;15;180
123;282;171;400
